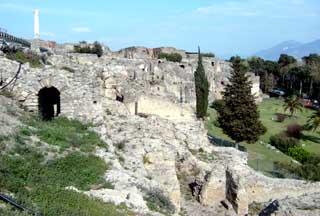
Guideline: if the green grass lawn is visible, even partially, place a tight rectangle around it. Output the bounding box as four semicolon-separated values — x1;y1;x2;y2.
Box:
206;98;320;176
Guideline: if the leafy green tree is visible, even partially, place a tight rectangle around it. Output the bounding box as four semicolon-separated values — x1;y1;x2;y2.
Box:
264;60;280;77
248;56;265;76
303;54;320;96
288;66;310;96
283;95;303;117
306;110;320;132
261;72;274;93
194;47;209;119
278;54;297;87
217;56;266;143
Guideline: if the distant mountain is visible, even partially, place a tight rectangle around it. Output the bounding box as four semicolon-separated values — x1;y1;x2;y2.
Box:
254;39;320;61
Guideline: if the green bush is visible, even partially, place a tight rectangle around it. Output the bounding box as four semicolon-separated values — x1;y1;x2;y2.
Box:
144;189;175;215
74;41;103;57
61;66;75;73
270;133;299;153
273;154;320;181
202;52;215;58
0;90;15;98
159;52;182;62
210;100;225;112
287;147;311;163
295;156;320;181
6;51;42;68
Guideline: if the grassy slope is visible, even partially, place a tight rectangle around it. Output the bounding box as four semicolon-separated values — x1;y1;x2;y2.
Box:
206;98;320;175
0;116;133;216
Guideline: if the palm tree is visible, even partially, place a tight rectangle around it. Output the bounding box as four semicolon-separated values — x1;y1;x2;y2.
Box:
283;96;303;117
307;110;320;132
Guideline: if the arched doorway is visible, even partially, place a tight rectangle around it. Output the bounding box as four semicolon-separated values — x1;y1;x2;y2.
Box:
38;87;60;120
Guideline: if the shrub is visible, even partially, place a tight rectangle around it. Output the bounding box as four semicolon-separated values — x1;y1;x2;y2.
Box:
74;41;103;57
286;124;303;139
287;147;311;163
6;51;42;68
61;66;75;73
273;156;320;181
0;90;15;98
159;52;182;62
143;155;152;165
202;52;215;58
295;156;320;181
144;189;175;215
210;100;225;112
270;133;299;153
115;141;126;151
275;113;287;122
272;161;302;179
92;41;103;58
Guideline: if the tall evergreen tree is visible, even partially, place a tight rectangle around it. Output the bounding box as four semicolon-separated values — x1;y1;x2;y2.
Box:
217;57;266;143
194;47;209;119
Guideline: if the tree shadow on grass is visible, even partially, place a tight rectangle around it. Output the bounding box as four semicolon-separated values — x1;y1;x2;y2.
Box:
301;134;320;144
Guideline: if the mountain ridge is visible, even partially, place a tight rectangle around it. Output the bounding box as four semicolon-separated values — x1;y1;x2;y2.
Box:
253;39;320;61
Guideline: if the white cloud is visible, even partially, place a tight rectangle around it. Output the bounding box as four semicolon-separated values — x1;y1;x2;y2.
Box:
71;27;91;33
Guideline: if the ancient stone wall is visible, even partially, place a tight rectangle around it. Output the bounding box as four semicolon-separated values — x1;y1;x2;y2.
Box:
0;48;261;121
0;56;104;122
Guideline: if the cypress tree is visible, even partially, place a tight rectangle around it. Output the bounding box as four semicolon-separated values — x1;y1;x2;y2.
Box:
217;57;266;143
194;47;209;119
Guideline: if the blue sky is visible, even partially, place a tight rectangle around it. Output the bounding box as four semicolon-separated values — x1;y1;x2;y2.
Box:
0;0;319;57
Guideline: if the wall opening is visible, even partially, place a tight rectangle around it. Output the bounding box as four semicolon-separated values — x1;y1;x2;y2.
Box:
116;94;124;103
38;87;61;120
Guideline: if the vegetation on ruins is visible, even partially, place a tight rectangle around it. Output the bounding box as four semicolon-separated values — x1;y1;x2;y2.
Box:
194;47;209;119
217;56;266;143
0;114;134;215
143;188;175;215
6;50;42;68
201;52;215;58
159;52;182;62
74;41;103;57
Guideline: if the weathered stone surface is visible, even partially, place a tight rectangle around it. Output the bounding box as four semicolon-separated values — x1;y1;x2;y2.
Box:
0;95;22;136
1;48;319;216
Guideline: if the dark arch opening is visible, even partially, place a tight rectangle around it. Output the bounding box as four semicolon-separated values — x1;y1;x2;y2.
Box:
38;87;61;120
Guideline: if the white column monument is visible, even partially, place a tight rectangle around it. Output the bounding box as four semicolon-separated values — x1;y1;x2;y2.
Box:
34;9;40;39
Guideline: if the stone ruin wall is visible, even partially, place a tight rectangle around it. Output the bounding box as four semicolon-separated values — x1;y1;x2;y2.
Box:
0;56;105;122
200;148;320;215
0;46;262;122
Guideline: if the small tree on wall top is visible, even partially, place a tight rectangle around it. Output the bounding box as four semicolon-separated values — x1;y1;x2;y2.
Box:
194;47;209;119
217;56;266;143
